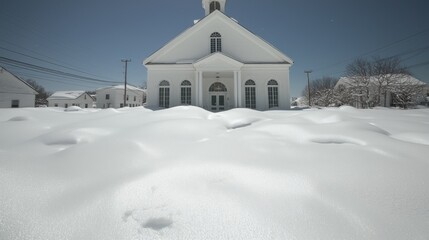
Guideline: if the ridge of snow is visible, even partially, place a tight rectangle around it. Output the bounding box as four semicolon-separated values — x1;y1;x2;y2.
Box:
0;106;428;240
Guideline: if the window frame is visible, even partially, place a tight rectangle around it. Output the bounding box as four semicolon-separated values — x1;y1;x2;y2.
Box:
209;82;227;92
210;32;222;53
159;80;170;108
209;1;221;13
245;80;256;109
11;99;19;108
181;80;192;105
267;79;279;108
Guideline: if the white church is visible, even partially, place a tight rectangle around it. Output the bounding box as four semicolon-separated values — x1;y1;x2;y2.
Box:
144;0;293;111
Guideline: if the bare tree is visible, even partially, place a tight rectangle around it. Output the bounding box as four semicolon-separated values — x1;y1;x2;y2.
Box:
372;56;409;106
302;77;339;107
335;84;356;107
391;77;426;109
345;58;374;108
26;79;51;106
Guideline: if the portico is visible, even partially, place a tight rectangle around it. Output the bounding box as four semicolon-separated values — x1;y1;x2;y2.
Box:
194;53;243;110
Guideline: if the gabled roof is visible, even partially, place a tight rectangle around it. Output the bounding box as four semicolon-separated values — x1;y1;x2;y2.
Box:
143;10;293;65
194;52;243;71
47;91;88;100
337;74;427;87
0;65;38;94
96;84;145;92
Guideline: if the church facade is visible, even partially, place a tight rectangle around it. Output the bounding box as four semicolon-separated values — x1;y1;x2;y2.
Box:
144;0;293;111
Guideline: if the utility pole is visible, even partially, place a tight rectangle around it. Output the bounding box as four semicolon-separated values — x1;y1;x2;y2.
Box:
304;70;312;107
121;59;131;107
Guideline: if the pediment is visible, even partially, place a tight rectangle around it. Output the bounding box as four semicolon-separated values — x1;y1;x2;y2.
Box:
144;11;293;66
194;53;243;71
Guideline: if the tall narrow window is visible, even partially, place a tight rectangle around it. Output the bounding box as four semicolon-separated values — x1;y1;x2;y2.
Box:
268;79;279;108
245;80;256;109
159;80;170;108
210;1;221;13
181;80;192;105
210;32;222;53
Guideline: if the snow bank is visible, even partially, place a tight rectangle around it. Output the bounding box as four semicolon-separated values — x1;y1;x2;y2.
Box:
0;106;428;240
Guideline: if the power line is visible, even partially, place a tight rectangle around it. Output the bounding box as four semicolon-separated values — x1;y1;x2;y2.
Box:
0;56;121;84
0;38;114;81
0;46;118;81
357;28;429;58
372;45;429;63
312;27;429;74
1;61;115;86
407;61;429;69
0;11;112;72
11;70;105;89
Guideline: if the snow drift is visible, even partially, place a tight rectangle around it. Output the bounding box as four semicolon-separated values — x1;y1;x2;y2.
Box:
0;106;428;240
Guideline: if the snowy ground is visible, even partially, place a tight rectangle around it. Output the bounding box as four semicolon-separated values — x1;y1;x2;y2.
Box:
0;106;428;240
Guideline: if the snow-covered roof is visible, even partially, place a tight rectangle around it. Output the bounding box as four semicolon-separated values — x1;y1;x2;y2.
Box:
47;91;86;100
337;74;427;87
96;84;145;92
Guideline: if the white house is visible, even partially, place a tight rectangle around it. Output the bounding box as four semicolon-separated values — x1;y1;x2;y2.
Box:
95;85;145;108
336;74;428;108
0;66;38;108
47;91;94;108
143;0;293;111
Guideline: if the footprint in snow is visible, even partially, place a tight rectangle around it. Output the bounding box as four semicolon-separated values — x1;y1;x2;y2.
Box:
142;217;173;231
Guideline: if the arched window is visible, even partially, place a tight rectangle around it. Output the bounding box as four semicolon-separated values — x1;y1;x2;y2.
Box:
209;82;227;92
245;80;256;109
181;80;192;105
267;79;278;108
159;80;170;108
210;1;221;13
159;80;170;86
210;32;222;53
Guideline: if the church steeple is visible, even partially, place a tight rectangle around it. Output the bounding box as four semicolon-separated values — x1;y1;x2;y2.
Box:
202;0;226;16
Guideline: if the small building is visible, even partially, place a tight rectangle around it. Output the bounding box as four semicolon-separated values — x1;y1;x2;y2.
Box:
95;85;145;108
0;66;38;108
336;74;427;108
47;91;94;108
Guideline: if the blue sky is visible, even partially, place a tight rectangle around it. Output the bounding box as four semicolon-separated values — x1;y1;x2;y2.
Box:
1;0;428;97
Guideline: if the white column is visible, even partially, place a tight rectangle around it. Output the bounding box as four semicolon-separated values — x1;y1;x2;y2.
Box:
237;71;242;107
199;71;203;107
195;71;199;106
233;71;238;108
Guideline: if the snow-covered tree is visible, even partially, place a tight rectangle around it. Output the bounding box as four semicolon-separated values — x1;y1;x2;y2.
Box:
302;77;339;107
391;76;426;109
372;56;409;107
344;58;374;108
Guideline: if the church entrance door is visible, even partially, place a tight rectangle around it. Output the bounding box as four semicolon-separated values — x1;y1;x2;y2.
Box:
210;94;225;111
209;82;227;112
